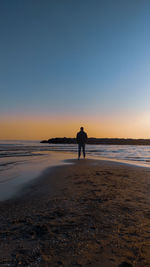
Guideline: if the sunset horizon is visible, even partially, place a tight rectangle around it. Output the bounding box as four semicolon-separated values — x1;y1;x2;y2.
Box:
1;112;150;140
1;113;150;140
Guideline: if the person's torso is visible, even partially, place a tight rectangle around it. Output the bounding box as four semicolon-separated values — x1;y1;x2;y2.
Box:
77;131;87;143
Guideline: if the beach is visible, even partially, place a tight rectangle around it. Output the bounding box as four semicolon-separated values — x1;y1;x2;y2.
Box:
0;159;150;267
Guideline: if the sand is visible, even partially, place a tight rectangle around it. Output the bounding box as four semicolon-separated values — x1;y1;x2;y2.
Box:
0;159;150;267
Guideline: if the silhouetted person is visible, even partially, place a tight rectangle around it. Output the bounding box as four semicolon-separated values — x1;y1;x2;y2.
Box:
76;127;88;159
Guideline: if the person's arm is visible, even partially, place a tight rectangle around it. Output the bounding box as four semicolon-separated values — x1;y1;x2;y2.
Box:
85;132;88;143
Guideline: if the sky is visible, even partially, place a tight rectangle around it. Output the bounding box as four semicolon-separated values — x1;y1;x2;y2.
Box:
1;0;150;140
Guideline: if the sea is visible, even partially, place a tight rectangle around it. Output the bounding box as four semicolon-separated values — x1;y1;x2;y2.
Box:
1;140;150;201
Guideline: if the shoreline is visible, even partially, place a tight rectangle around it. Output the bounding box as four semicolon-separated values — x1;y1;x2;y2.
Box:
87;155;150;169
0;151;76;202
1;155;150;202
0;159;150;266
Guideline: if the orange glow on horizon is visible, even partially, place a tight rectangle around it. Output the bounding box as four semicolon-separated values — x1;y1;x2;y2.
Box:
1;113;150;140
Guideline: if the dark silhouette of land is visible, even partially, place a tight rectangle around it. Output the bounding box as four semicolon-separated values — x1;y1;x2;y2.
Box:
41;137;150;145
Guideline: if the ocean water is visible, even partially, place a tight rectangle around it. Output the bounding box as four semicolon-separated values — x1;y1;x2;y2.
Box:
1;140;150;200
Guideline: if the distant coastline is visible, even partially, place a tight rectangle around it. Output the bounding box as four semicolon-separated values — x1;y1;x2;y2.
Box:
40;137;150;145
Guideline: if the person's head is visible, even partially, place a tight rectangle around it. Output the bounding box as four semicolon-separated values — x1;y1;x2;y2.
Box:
80;127;84;131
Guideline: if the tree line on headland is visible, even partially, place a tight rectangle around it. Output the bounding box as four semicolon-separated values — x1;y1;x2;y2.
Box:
40;138;150;145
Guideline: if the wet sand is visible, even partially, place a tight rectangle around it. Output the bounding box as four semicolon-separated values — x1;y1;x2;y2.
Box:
0;159;150;267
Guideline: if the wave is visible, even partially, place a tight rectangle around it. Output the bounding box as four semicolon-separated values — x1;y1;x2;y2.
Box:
1;141;150;169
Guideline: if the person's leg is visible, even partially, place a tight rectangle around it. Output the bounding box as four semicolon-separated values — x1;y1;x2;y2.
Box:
82;144;85;158
78;144;81;159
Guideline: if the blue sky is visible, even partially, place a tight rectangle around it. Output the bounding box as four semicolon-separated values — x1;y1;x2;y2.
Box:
1;0;150;138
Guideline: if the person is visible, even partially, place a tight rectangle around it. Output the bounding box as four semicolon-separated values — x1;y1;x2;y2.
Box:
76;127;88;159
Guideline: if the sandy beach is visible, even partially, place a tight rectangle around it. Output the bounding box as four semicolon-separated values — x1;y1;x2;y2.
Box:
0;159;150;267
